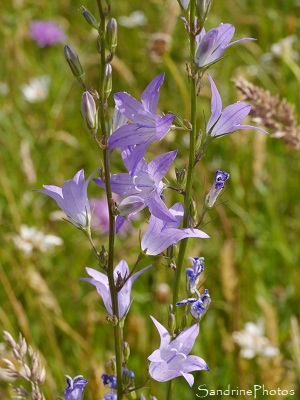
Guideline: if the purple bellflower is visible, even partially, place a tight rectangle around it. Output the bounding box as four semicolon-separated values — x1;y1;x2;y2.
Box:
205;170;230;207
176;289;211;320
63;375;88;400
30;20;65;48
148;316;209;386
195;23;254;68
80;260;151;319
141;202;209;256
34;170;95;229
206;74;268;137
94;150;178;223
108;74;174;172
186;257;205;294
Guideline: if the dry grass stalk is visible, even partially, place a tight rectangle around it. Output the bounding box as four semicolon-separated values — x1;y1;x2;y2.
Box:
1;330;46;400
220;240;238;312
234;77;300;149
290;316;300;381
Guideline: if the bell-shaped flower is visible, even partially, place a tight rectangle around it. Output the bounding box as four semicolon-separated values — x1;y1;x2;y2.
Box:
94;150;178;223
141;203;209;256
63;375;88;400
206;74;268;137
195;23;254;68
80;260;151;319
34;169;95;229
148;316;209;387
108;74;174;171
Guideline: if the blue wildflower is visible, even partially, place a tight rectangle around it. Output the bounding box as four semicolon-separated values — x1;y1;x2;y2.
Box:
63;375;88;400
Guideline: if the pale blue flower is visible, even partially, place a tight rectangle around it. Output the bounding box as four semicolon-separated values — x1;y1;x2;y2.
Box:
141;203;209;256
94;150;178;222
148;316;209;386
206;73;268;137
195;24;254;68
108;74;174;172
35;169;95;229
80;260;151;318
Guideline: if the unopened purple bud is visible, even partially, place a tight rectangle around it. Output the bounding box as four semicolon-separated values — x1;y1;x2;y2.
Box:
104;64;112;98
122;368;134;385
81;92;98;132
80;6;98;30
194;29;218;68
106;18;117;54
205;170;230;207
64;45;85;82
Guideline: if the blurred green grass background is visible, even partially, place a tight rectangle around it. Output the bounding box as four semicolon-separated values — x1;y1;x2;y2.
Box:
1;0;300;399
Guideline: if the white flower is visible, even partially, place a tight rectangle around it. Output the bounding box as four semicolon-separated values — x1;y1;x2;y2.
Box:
20;75;50;103
232;320;279;359
11;225;63;254
0;82;9;96
119;11;147;28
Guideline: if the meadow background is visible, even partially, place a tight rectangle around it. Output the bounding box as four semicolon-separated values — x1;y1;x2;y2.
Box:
1;0;300;399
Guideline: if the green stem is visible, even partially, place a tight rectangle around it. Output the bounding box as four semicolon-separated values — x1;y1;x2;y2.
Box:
96;1;123;398
172;0;197;316
169;6;197;400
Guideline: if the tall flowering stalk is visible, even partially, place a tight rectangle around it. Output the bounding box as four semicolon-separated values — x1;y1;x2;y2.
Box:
94;1;123;398
32;0;268;399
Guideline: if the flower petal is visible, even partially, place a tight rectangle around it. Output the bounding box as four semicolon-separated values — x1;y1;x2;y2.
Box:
114;92;154;125
94;174;136;196
155;114;174;140
150;316;171;349
147;150;177;185
141;73;165;114
108;124;156;149
206;74;222;132
148;192;178;222
211;102;251;136
171;323;199;355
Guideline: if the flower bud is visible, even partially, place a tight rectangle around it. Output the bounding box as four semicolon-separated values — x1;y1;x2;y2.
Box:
175;166;186;186
80;6;98;30
166;243;177;261
196;0;212;22
168;312;176;334
81;92;98;132
205;170;230;207
98;245;108;270
104;64;112;98
118;196;144;216
106;18;117;54
123;342;130;363
64;45;85;82
178;0;190;10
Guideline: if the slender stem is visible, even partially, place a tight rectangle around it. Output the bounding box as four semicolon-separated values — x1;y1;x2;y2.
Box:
168;6;197;400
172;1;197;315
96;1;123;398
